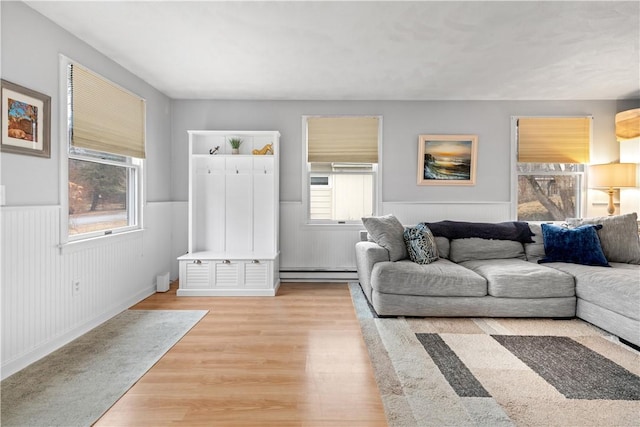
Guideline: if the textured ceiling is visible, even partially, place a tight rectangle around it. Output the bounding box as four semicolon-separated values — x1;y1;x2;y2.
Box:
25;1;640;101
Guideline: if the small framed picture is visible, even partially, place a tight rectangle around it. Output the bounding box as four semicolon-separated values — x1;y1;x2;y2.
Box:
1;79;51;158
417;134;477;185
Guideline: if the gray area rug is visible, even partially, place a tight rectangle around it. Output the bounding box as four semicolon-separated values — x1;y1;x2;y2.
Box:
349;283;640;427
1;309;207;427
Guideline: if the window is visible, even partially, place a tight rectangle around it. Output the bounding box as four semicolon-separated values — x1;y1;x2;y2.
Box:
305;116;380;223
63;58;145;240
514;117;591;221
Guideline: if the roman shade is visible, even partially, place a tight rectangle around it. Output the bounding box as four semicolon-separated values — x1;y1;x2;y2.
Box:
307;116;379;163
517;117;591;163
70;63;146;159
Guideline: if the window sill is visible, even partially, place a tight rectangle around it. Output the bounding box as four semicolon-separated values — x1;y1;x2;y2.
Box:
59;228;144;255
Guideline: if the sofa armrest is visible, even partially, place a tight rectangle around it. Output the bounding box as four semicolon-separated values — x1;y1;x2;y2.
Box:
355;241;390;302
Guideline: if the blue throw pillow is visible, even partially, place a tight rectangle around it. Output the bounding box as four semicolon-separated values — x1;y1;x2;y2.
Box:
539;224;610;267
403;223;439;264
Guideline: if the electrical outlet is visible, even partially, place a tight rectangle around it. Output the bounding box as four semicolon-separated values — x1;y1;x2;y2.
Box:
72;280;80;296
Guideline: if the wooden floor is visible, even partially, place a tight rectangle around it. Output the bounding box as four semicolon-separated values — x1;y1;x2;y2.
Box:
95;283;388;426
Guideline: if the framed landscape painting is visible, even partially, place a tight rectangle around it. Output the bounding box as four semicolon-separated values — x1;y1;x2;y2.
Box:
417;134;477;185
1;79;51;158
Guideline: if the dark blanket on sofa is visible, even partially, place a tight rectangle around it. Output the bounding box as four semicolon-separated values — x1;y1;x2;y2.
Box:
424;220;535;243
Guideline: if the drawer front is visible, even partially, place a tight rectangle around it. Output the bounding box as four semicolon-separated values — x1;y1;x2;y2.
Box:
183;260;212;289
214;261;240;288
244;260;271;289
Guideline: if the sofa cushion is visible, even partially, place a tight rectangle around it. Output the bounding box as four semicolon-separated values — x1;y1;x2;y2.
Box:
371;259;487;297
403;223;439;264
545;262;640;321
524;222;546;262
539;224;610;267
435;236;450;259
460;259;575;298
449;238;526;263
566;212;640;265
362;214;408;261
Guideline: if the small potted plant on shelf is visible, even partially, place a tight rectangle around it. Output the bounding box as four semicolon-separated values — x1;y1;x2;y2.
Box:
228;137;243;154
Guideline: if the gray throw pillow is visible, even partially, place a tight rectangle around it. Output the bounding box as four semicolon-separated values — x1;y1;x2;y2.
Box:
566;212;640;264
434;236;450;259
524;222;547;262
362;214;408;261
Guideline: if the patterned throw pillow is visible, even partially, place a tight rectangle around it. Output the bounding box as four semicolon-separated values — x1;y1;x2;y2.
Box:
403;223;439;264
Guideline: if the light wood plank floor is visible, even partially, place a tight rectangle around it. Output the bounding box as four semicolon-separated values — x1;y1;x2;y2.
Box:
95;283;387;426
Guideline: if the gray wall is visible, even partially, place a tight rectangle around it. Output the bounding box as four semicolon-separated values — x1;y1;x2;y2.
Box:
1;1;172;206
0;1;176;378
2;0;629;211
2;0;636;377
171;100;623;205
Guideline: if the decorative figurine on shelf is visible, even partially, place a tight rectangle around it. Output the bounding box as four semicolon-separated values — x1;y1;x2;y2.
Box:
228;138;243;154
252;143;273;155
209;146;220;155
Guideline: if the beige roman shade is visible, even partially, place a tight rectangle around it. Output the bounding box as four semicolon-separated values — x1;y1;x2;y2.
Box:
71;64;146;159
307;117;379;163
517;117;591;163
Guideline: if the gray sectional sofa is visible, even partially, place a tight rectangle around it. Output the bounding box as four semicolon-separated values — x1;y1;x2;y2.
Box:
355;213;640;348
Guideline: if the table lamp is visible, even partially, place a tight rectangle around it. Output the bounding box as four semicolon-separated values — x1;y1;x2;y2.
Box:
589;163;638;215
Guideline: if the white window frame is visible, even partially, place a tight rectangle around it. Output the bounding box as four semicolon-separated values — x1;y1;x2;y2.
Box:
302;115;382;226
510;116;590;220
59;55;144;246
309;174;332;189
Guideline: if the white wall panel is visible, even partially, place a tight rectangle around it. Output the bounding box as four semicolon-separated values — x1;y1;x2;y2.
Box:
1;203;173;379
279;201;512;273
1;2;175;379
280;202;362;271
171;201;189;279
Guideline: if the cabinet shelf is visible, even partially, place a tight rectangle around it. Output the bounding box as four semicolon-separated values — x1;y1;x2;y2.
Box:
192;154;275;158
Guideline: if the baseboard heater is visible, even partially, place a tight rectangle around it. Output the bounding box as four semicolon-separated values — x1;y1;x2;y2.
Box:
279;269;358;282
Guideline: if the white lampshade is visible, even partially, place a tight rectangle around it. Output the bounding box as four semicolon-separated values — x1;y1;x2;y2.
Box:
589;163;638;189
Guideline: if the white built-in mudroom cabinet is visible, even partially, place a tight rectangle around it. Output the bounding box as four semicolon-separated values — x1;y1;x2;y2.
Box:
178;130;280;296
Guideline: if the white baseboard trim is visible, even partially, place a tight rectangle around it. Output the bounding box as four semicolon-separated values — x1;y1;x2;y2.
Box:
1;285;155;380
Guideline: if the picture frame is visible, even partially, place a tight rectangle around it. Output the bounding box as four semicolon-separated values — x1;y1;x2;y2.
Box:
1;79;51;158
417;134;477;185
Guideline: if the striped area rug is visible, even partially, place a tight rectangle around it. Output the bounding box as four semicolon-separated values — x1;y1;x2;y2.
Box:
349;283;640;427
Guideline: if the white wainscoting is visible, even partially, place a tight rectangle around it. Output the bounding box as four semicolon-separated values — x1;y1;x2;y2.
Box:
279;202;362;277
171;201;189;280
1;200;511;377
1;202;175;379
278;201;512;278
